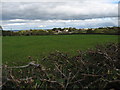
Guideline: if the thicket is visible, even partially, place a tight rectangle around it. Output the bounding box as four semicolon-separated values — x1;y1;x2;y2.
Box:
2;43;120;89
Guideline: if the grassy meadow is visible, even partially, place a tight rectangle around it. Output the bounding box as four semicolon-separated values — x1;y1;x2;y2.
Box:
3;34;119;65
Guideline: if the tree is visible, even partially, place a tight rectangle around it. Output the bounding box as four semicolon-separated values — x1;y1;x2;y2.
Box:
86;29;94;33
52;28;58;31
0;26;3;36
47;30;54;34
0;26;3;30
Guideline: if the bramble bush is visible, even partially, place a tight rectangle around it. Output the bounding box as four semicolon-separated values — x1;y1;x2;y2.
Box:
2;42;120;89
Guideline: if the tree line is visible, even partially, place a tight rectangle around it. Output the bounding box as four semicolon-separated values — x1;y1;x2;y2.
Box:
2;27;120;36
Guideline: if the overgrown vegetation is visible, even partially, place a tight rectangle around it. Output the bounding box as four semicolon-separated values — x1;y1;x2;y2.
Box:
2;43;120;89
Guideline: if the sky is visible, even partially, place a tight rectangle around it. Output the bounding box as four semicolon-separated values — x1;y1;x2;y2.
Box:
1;0;119;30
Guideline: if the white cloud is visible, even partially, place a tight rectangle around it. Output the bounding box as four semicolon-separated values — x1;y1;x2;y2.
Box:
38;25;46;27
9;19;27;22
1;0;119;3
4;23;26;26
2;17;118;30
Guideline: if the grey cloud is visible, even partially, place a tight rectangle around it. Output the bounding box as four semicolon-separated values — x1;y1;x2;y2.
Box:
2;1;118;20
1;1;118;30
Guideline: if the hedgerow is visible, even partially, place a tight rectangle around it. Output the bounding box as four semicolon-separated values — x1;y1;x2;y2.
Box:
2;42;120;89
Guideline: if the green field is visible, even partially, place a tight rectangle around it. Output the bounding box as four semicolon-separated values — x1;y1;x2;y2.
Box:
3;35;119;65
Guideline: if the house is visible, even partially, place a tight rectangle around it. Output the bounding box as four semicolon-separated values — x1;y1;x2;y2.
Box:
64;29;69;32
56;30;62;33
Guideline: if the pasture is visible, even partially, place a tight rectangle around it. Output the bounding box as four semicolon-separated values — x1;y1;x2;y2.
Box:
2;34;119;65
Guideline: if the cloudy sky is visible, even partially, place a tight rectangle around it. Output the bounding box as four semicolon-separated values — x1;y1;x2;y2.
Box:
1;0;119;30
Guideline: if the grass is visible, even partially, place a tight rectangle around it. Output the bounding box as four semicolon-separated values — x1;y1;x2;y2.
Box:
2;34;119;65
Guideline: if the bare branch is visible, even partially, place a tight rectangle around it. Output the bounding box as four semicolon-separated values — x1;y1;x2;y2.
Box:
54;63;67;78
